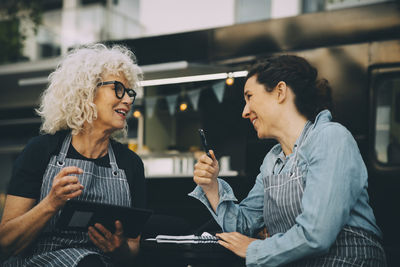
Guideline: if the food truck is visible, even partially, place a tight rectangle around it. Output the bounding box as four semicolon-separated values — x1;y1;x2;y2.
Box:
0;2;399;264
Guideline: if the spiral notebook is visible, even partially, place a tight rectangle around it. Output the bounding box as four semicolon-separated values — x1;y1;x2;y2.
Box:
147;232;219;244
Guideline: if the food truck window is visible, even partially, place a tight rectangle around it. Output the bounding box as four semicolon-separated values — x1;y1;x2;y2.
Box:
374;74;400;164
135;78;247;178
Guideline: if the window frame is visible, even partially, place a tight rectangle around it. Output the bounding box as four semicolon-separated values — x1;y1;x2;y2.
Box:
369;64;400;171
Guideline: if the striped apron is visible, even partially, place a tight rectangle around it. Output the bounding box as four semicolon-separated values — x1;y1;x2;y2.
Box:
3;134;132;267
263;122;386;266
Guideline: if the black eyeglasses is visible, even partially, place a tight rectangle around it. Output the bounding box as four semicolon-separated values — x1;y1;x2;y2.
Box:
97;81;137;103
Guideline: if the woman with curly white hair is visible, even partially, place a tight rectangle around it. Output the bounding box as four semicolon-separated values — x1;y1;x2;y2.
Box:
0;44;145;267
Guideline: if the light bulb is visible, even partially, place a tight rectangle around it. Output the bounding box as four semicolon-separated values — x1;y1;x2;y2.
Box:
133;110;141;118
179;102;188;111
226;77;234;86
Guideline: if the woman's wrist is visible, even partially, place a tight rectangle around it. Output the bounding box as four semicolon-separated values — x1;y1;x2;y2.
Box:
201;180;220;212
40;196;60;215
201;179;219;196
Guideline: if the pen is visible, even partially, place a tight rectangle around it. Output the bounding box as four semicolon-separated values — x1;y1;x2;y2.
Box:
198;129;212;158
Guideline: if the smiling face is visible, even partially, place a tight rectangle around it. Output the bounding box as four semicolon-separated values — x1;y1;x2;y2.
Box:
92;73;133;134
242;75;278;139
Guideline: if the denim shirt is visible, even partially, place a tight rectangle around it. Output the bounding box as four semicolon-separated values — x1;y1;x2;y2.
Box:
189;110;382;266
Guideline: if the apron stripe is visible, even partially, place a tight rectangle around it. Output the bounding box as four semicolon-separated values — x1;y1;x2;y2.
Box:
285;226;386;266
262;122;386;266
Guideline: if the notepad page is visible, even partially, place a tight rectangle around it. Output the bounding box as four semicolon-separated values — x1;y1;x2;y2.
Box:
154;232;219;244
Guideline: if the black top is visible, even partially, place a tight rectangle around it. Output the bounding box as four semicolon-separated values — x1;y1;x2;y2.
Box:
7;130;146;209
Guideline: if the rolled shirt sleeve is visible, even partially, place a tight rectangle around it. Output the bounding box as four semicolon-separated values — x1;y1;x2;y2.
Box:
189;173;265;237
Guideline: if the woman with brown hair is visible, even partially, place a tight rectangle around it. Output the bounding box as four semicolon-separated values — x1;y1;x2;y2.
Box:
190;55;386;266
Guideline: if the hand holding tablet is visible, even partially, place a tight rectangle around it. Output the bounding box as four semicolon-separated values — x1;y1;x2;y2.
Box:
56;199;152;238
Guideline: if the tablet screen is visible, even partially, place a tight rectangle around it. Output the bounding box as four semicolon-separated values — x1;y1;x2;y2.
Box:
68;210;94;227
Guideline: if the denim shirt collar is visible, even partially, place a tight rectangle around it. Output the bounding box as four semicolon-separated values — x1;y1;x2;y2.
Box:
270;109;332;165
313;109;332;128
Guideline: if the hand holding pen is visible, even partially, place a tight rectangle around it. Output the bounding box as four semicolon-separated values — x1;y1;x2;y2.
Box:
193;129;220;210
193;148;219;188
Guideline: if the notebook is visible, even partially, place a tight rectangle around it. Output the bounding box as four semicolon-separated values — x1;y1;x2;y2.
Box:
56;199;153;238
146;232;220;244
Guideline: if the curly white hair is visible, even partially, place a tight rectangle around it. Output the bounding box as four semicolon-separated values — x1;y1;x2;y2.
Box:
36;43;142;137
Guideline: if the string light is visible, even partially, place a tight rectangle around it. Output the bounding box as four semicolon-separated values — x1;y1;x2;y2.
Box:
225;72;234;86
133;110;142;118
179;102;188;111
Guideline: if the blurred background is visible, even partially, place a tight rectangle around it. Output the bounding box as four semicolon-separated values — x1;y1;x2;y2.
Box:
0;0;399;265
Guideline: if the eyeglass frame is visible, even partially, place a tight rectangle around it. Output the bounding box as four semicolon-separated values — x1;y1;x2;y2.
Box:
96;80;137;103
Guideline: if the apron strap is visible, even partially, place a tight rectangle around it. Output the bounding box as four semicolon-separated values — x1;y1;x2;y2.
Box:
56;133;72;167
108;142;120;176
290;121;313;175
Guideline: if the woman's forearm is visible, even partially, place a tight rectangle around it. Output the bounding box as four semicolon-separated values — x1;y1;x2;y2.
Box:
0;197;57;257
1;167;83;257
202;183;220;213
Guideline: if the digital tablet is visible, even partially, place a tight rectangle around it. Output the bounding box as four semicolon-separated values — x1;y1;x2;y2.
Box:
56;199;153;238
